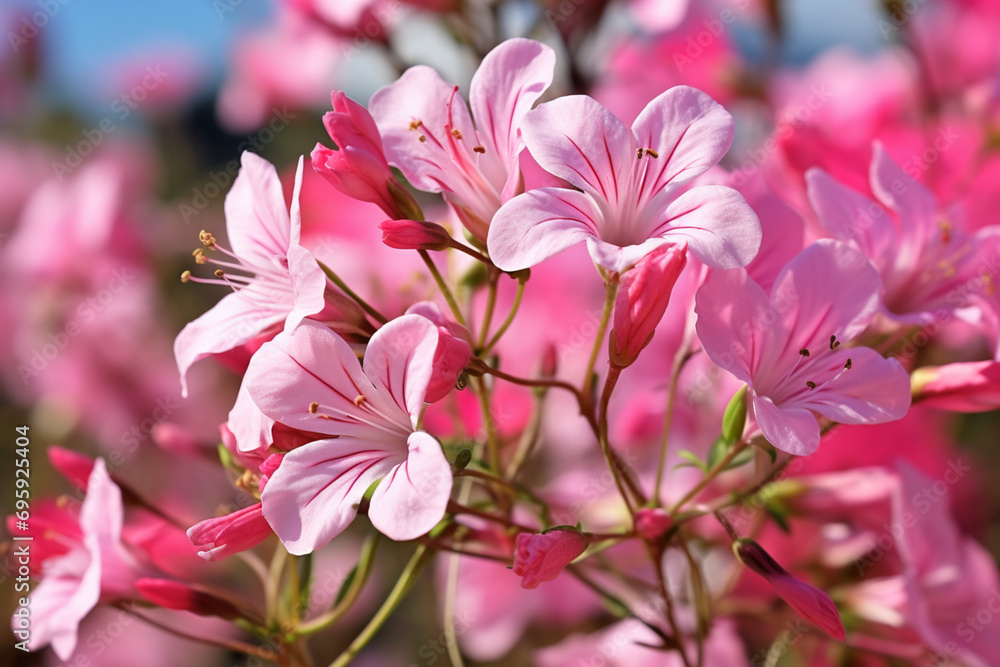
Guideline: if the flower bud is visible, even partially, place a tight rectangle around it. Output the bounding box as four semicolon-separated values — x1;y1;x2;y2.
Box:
734;538;846;641
136;578;245;620
378;219;452;251
512;529;587;589
635;508;673;541
187;504;272;562
609;243;687;368
312;91;421;220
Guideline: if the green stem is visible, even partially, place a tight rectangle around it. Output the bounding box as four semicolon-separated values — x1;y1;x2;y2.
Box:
480;275;527;356
653;347;695;507
419;250;466;327
477;269;500;349
317;260;388;325
448;240;491;264
582;281;618;411
650;544;694;667
668;440;749;515
327;545;434;667
470;375;502;476
597;365;637;513
295;533;381;637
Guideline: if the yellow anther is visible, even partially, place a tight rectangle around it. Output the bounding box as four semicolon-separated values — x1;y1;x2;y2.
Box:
199;230;217;248
180;270;192;283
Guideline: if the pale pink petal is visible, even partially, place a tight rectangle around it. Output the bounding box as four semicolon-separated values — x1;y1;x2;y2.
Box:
174;292;285;396
224;151;292;263
694;267;772;382
488;187;604;271
368;431;452;540
24;551;96;659
752;393;821;456
362;314;440;425
245;320;387;439
470;38;556;187
631;86;735;196
584;235;670;275
869;142;936;242
651;185;761;269
806;167;897;267
229;378;275;454
768;239;882;356
260;437;400;555
520;95;635;206
796;348;912;426
286;242;330;331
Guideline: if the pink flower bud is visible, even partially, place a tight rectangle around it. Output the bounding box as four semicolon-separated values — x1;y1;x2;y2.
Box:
735;539;846;641
187;504;272;562
911;360;1000;412
47;446;95;491
312;91;421;220
135;578;244;620
405;302;473;402
635;508;673;541
609;243;687;368
379;219;452;251
512;529;587;589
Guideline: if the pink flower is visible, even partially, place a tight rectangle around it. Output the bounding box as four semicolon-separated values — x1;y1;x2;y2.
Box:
911;360;1000;412
735;538;846;641
512;529;587;589
379;219;452;251
488;86;761;274
135;579;244;620
174;152;366;396
187;504;273;562
18;460;142;659
695;240;911;455
247;317;453;553
610;243;687;367
311;91;422;220
370;38;556;244
634;508;674;542
807;144;1000;325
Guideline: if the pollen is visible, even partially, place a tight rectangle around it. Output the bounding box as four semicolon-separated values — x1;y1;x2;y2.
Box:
806;381;817;389
799;348;810;357
829;335;840;350
473;145;486;154
845;358;852;370
354;395;368;407
409;120;422;131
308;401;319;414
451;128;463;140
180;270;192;283
214;269;225;278
644;148;659;158
192;248;207;264
418;135;427;143
199;230;217;249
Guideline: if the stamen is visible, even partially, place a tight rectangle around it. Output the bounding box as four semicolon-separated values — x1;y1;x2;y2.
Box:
180;270;191;283
799;348;810;357
418;135;427;143
409;120;422;131
636;148;643;160
451;128;463;140
844;358;852;370
214;269;225;278
473;146;486;154
192;248;207;264
829;335;840;350
806;381;817;390
644;148;659;158
308;401;319;414
199;230;217;249
354;395;367;407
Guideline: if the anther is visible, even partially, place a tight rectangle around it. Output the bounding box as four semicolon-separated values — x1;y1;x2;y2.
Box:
636;148;643;160
180;270;191;283
473;146;486;154
418;135;427;143
829;335;840;350
214;269;225;278
199;230;217;248
192;248;207;264
409;120;422;131
799;348;810;357
354;395;367;407
806;381;817;390
644;148;659;158
451;129;463;140
308;401;319;414
845;358;852;370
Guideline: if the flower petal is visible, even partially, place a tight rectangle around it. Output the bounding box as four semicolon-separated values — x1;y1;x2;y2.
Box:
806;167;897;268
631;85;735;196
800;348;912;426
362;314;440;426
368;431;452;540
260;437;400;555
694;267;771;383
752;393;821;456
520;95;635;207
651;184;761;269
488;187;604;271
224;152;292;263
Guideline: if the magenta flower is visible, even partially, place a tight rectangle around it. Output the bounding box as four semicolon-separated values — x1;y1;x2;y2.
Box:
311;90;421;221
695;240;911;455
488;86;761;274
370;38;556;243
379;219;452;251
610;242;687;368
19;460;142;659
174;152;366;396
807;143;1000;325
187;504;273;562
512;529;588;589
247;317;453;554
735;539;846;641
912;360;1000;412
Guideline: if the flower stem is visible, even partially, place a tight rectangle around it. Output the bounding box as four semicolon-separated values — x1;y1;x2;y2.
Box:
480;274;527;356
668;440;749;515
295;533;380;637
583;280;618;412
477;268;500;348
317;260;388;325
327;545;434;667
419;249;467;327
597;365;637;513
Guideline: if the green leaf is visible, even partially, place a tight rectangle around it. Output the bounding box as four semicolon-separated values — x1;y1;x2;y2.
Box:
722;384;748;444
706;437;728;469
677;450;708;472
723;447;756;471
334;565;359;606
